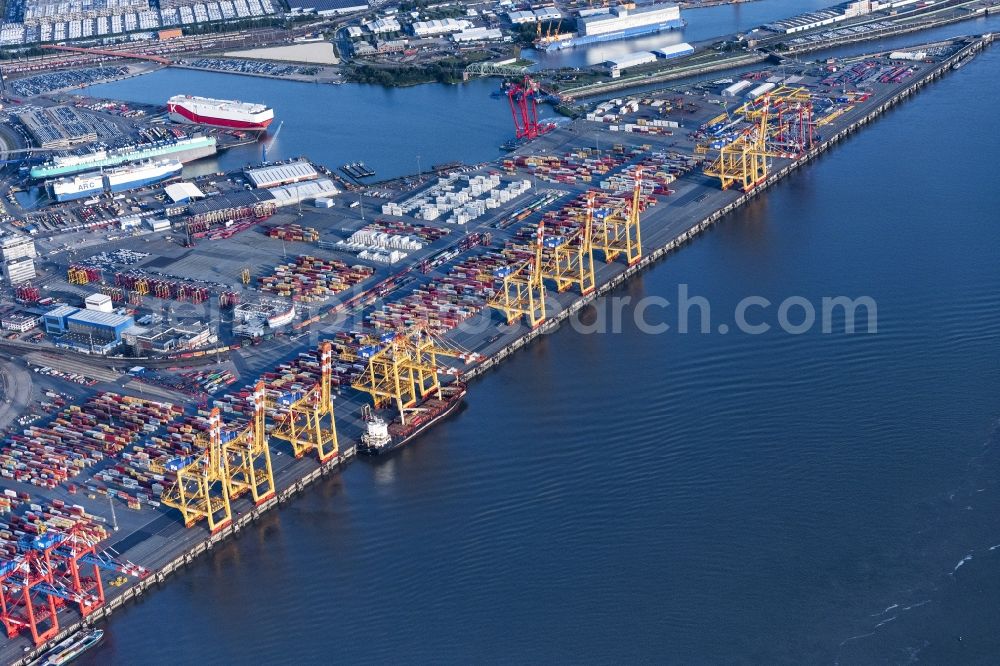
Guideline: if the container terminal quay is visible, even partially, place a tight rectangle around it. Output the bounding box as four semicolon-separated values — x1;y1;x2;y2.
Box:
0;33;993;663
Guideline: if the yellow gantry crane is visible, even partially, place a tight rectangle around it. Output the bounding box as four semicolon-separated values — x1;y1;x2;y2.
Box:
541;191;597;296
221;381;276;505
488;219;547;328
592;167;644;266
704;102;769;192
160;408;233;533
702;88;814;190
268;342;339;464
351;328;464;425
161;387;277;530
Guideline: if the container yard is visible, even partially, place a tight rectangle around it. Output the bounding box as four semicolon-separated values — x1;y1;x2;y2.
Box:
0;34;992;664
257;256;373;302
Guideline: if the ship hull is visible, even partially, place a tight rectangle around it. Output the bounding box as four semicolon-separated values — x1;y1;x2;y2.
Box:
52;183;104;202
29;136;217;179
168;105;273;130
106;163;182;193
48;160;182;201
357;387;466;456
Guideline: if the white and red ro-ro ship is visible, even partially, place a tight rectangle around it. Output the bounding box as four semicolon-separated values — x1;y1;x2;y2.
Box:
167;95;274;131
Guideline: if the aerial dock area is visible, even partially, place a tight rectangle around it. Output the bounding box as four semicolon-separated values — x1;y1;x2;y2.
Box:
0;34;993;664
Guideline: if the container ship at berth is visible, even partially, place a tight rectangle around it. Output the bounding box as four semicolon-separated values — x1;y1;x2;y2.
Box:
536;3;685;51
168;95;274;131
47;159;183;202
29;135;217;179
358;383;467;456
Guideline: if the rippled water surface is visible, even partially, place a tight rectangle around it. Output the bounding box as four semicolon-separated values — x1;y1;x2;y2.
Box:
79;30;1000;666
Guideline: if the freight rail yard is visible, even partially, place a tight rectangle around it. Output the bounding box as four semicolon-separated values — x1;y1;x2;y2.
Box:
0;34;992;663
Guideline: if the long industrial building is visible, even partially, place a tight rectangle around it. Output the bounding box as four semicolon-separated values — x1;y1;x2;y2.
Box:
244;160;319;189
578;4;682;38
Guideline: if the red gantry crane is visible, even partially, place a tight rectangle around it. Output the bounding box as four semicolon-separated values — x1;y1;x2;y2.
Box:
1;527;148;645
507;75;555;142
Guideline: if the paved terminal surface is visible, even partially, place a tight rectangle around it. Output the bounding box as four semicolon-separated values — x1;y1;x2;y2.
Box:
0;360;32;433
0;35;992;664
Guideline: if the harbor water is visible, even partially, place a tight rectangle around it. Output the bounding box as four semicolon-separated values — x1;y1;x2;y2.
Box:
83;73;513;181
77;19;1000;666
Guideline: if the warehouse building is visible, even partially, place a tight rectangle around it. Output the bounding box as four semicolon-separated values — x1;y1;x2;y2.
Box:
66;310;134;341
606;51;658;73
411;18;471;37
452;27;503;42
653;42;694;60
579;4;682;38
123;321;214;354
164;182;205;204
267;178;340;207
1;313;40;333
42;305;78;335
85;293;114;313
365;17;401;34
292;0;369;15
245;160;319;189
43;305;134;353
721;80;753;97
507;10;537;24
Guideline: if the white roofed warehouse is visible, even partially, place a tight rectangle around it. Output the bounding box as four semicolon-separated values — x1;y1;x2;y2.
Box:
245;160;320;189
